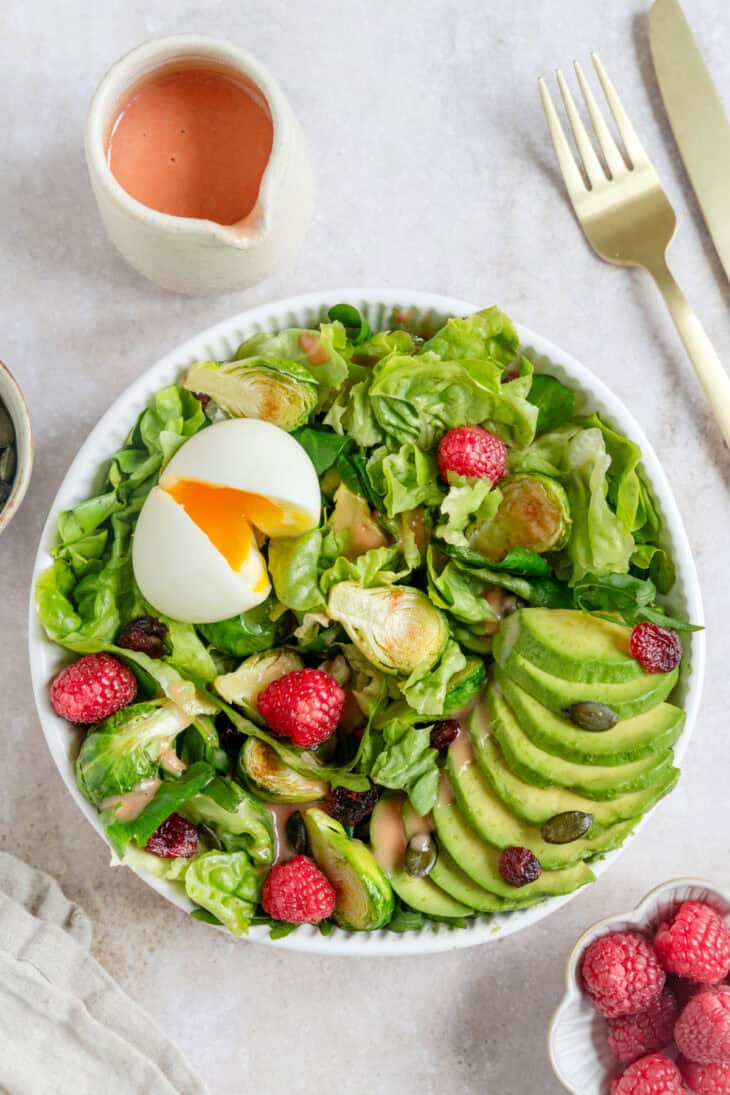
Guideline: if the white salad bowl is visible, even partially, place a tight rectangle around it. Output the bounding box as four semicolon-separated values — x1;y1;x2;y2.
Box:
28;289;705;955
549;878;730;1094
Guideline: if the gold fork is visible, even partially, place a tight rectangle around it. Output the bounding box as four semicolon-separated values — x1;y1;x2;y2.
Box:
539;54;730;447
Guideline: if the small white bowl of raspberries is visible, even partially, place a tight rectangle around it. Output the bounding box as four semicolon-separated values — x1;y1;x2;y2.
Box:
549;879;730;1094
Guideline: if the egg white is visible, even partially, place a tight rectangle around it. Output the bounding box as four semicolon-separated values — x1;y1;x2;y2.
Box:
132;417;321;623
132;487;271;623
159;417;321;531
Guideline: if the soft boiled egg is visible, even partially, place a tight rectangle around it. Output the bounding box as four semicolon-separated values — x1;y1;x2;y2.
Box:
132;418;321;623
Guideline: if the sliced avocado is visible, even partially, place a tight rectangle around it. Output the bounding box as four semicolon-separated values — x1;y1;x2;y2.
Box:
303;808;394;930
496;609;643;684
443;657;487;715
484;690;674;799
498;672;685;765
472;733;679;827
238;739;328;803
370;797;472;918
495;648;679;721
400;801;530;913
432;792;594;898
445;743;636;870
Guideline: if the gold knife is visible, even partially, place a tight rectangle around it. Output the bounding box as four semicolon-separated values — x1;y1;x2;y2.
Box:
649;0;730;281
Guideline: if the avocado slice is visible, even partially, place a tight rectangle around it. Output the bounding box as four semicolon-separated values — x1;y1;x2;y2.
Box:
369;797;472;919
432;789;594;897
443;657;487;714
472;732;679;827
484;690;674;799
303;808;394;930
400;801;535;913
445;743;636;869
498;672;685;765
238;739;328;803
497;609;643;683
495;647;679;720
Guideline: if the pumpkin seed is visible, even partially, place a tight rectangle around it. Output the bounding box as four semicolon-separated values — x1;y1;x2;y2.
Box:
541;811;593;844
564;701;619;732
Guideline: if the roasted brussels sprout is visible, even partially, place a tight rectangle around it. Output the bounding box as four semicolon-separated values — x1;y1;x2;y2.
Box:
238;738;328;803
184;357;318;431
327;583;448;675
470;474;571;560
303;808;394;930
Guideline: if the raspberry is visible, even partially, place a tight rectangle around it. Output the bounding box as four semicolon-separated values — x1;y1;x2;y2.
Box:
261;855;336;923
50;653;137;724
328;783;378;827
257;669;345;748
674;986;730;1065
610;1054;685;1095
145;814;199;858
429;720;461;751
581;932;665;1018
498;846;541;887
117;615;167;659
607;988;679;1064
437;426;507;483
678;1056;730;1095
629;622;682;673
655;902;730;984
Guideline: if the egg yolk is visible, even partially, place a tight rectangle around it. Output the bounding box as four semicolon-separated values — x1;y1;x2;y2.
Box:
165;478;312;575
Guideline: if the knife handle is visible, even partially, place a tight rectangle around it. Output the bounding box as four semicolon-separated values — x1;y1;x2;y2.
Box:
649;257;730;448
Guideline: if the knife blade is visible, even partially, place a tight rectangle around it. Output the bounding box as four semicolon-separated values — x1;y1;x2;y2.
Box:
649;0;730;281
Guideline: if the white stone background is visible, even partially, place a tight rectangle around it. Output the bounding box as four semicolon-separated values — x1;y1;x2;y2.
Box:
2;1;729;1092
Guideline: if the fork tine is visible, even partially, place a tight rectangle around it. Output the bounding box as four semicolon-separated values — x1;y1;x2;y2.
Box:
591;53;648;168
573;61;627;177
538;77;586;200
556;69;605;187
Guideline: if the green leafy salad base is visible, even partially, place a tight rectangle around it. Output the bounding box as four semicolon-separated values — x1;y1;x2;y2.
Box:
35;303;695;939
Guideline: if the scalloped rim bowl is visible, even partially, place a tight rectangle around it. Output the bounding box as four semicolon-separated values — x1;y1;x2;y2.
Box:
549;878;730;1094
27;289;705;955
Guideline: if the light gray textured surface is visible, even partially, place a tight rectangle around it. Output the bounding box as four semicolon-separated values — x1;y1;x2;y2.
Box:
1;2;728;1093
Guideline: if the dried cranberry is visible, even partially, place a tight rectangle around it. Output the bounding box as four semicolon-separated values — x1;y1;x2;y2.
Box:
498;846;541;887
215;714;242;755
430;720;460;751
629;622;682;673
192;391;211;409
328;783;379;827
145;813;199;858
117;615;168;659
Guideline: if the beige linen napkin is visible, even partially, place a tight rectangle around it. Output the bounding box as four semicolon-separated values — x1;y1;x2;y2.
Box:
0;852;208;1095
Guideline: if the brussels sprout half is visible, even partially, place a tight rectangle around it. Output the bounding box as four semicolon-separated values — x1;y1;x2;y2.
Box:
327;583;449;676
184;357;318;431
76;700;193;807
214;650;304;719
238;738;328;803
470;474;571;561
184;850;261;936
303;808;394;931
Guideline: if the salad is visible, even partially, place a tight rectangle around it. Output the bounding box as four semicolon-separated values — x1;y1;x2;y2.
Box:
35;304;697;939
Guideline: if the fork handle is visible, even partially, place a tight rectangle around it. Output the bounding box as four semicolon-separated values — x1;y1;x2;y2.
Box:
648;257;730;447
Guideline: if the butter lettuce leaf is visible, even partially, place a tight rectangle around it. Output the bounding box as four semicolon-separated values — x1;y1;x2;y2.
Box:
421;306;519;365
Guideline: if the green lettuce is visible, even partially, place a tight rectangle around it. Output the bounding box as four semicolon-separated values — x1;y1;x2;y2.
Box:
367;443;443;517
184;850;261;936
421;306;519;365
368;720;440;816
400;638;467;715
319;545;407;596
435;477;502;547
268;529;325;611
35;386;206;650
368;352;537;450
